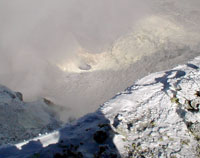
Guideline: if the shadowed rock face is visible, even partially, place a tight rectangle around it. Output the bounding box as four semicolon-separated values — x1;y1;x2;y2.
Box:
0;111;120;158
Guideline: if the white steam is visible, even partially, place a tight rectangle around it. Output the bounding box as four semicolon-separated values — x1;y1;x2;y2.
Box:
58;15;200;73
0;0;200;120
0;0;151;100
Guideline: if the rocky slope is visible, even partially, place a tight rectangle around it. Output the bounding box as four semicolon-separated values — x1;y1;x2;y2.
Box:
0;86;61;146
1;56;200;157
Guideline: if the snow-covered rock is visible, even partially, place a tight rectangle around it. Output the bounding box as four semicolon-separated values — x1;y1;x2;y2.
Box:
1;56;200;157
0;85;61;146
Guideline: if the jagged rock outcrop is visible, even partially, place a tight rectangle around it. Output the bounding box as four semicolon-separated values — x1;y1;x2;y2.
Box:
0;85;61;145
2;57;200;158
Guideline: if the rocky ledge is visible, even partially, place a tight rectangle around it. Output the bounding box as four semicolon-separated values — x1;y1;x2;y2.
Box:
1;56;200;158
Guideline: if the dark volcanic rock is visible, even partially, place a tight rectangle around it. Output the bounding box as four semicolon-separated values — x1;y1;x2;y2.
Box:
93;130;108;144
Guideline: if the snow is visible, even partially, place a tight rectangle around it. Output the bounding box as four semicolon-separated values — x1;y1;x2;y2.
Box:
1;56;200;157
16;131;60;150
0;87;61;146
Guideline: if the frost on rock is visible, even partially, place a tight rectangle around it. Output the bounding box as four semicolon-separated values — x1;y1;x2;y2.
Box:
100;57;200;157
2;57;200;158
0;85;61;146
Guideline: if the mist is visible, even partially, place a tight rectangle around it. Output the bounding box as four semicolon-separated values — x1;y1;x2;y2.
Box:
0;0;150;92
0;0;200;121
